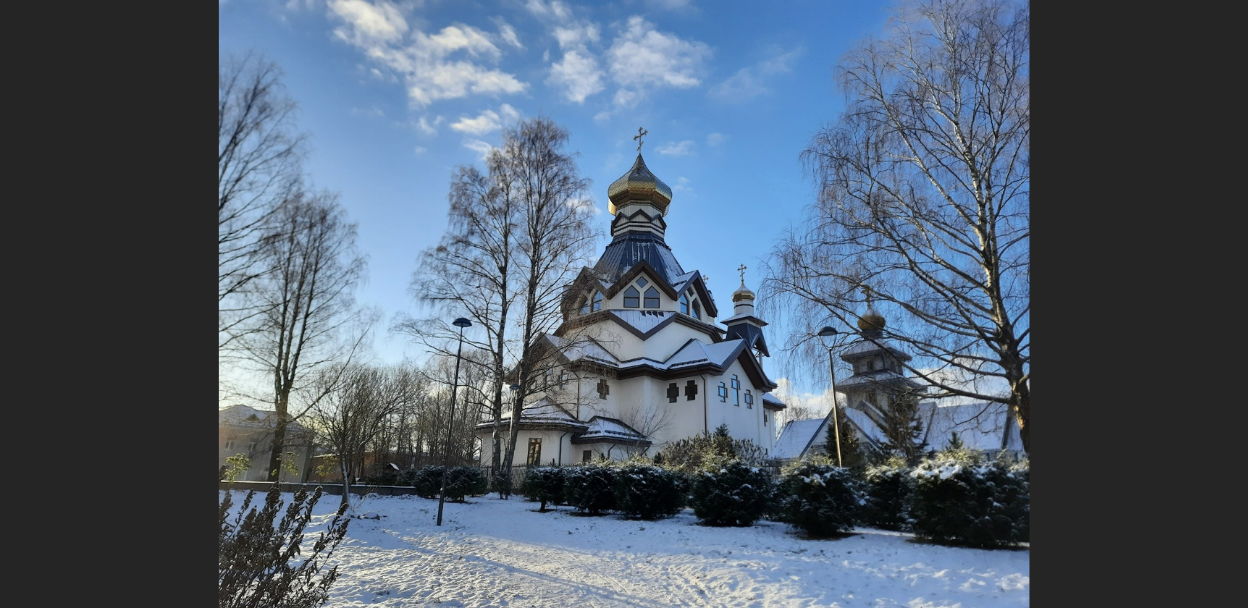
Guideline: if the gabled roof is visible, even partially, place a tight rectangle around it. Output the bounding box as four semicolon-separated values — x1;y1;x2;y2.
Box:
218;404;310;433
761;392;786;410
477;397;588;432
570;416;651;446
840;338;912;362
919;401;1022;452
836;369;922;391
771;418;826;460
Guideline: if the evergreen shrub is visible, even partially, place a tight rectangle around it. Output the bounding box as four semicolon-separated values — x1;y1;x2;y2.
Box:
861;457;913;531
613;463;683;519
522;467;566;511
689;461;772;526
909;454;1029;547
774;462;860;537
564;463;617;515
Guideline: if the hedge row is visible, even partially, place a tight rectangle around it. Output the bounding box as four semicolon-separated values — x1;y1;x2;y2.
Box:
520;453;1028;547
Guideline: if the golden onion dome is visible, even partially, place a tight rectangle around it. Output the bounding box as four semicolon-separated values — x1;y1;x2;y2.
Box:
607;154;672;215
732;285;755;302
857;312;886;332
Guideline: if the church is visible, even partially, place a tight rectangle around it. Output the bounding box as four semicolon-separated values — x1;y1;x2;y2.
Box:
476;143;786;467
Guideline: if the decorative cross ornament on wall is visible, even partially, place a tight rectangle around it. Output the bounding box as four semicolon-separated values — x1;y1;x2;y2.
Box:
633;126;648;153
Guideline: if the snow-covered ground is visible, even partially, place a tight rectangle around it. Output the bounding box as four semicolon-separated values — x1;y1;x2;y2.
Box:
223;491;1029;607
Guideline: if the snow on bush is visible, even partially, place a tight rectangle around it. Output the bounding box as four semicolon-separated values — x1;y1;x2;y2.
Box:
774;461;861;537
522;466;566;512
613;462;684;520
690;461;773;527
564;463;618;515
219;486;349;608
909;453;1029;548
861;457;913;531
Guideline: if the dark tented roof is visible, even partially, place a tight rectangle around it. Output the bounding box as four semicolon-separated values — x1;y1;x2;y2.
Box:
724;323;769;357
592;231;685;285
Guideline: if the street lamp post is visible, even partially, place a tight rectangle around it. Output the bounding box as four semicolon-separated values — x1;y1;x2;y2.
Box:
436;317;472;526
817;326;843;467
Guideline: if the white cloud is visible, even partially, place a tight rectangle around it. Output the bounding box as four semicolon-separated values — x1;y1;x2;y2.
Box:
709;47;801;103
657;140;694;156
524;0;572;22
553;23;599;49
606;16;712;107
413;145;427;155
463;139;495;160
326;3;528;108
450;104;521;135
328;0;408;47
413;114;444;136
548;49;604;103
706;132;726;146
672;176;692;193
494;18;523;49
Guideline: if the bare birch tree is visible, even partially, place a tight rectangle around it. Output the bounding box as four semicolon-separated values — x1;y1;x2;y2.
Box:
764;0;1030;452
218;52;305;344
499;118;596;470
232;191;368;481
397;160;518;478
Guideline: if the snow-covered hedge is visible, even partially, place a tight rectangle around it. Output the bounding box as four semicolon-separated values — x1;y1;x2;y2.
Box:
522;467;566;511
613;463;684;520
774;462;860;537
689;461;773;526
909;455;1029;547
861;459;913;531
564;463;618;515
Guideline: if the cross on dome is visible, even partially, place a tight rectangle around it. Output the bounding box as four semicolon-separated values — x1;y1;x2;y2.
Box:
633;126;648;153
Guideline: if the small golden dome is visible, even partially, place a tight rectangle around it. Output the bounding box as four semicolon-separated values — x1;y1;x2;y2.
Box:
607;154;672;215
858;312;886;332
732;286;755;302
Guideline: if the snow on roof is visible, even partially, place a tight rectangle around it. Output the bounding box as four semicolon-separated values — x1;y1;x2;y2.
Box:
761;392;784;406
498;397;581;424
609;309;673;334
920;401;1021;452
572;416;650;444
218;404;310;433
661;339;744;370
546;334;620;366
772;419;825;460
842;407;887;448
840;339;912;361
836;370;920;390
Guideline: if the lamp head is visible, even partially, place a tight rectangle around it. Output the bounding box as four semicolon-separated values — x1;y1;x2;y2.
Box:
817;326;838;337
452;317;472;328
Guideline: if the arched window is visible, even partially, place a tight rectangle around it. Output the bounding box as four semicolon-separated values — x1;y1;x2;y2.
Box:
692;299;701;320
591;291;603;311
577;296;589;316
643;287;660;309
623;286;640;308
679;293;689;314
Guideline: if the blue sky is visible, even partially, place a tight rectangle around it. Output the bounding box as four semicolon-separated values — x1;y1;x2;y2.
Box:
219;0;897;401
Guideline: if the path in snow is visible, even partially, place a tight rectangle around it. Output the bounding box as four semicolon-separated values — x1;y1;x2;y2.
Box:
225;491;1029;608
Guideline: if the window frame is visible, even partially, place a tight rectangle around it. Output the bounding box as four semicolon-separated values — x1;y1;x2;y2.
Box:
623;286;640;308
526;438;543;466
643;286;660;309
